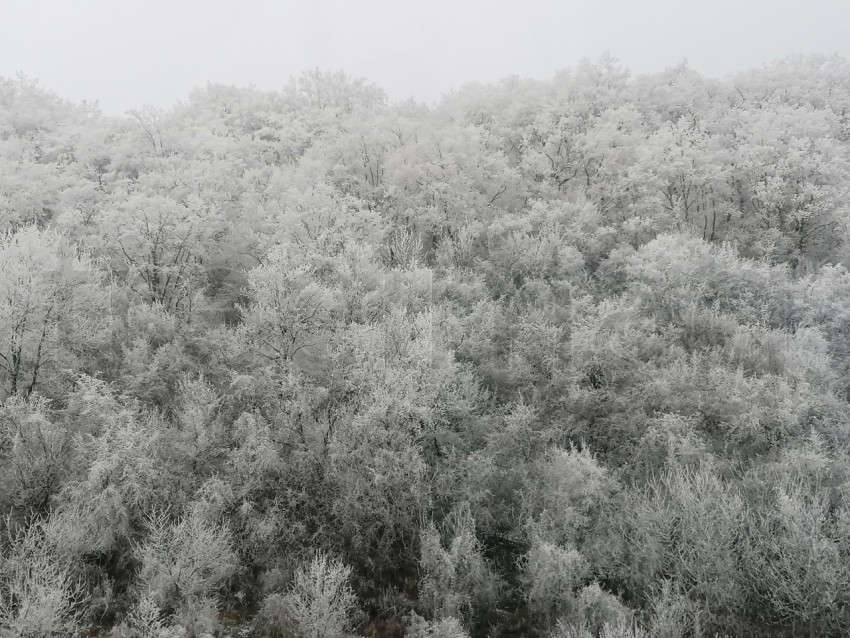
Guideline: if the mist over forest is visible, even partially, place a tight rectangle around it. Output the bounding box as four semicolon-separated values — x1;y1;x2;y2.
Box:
3;54;850;637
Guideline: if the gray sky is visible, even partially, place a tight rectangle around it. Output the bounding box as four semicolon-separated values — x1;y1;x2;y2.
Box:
2;0;850;115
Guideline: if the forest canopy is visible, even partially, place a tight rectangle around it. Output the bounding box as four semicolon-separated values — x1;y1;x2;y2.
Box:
2;55;850;637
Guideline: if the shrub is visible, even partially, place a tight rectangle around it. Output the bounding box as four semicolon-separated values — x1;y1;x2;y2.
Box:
742;475;850;634
574;582;632;634
0;519;88;637
133;506;237;614
406;611;470;638
0;396;70;512
258;552;357;638
110;595;186;638
418;503;499;626
647;580;698;638
521;533;589;628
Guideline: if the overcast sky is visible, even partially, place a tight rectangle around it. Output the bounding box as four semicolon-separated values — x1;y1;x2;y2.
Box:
2;0;849;115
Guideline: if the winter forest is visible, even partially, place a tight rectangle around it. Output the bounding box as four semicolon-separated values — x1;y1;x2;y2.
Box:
2;54;850;638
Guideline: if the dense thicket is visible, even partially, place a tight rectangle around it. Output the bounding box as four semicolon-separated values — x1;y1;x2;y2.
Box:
2;55;850;637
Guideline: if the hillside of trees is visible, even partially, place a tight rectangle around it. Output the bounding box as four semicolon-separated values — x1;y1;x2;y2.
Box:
2;54;850;637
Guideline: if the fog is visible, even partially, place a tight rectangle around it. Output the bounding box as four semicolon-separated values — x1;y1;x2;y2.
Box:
2;0;849;113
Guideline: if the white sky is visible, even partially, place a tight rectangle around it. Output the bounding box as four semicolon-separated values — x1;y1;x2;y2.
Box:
1;0;849;115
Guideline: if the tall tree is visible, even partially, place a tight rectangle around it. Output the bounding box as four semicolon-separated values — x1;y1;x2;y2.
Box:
0;226;108;398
